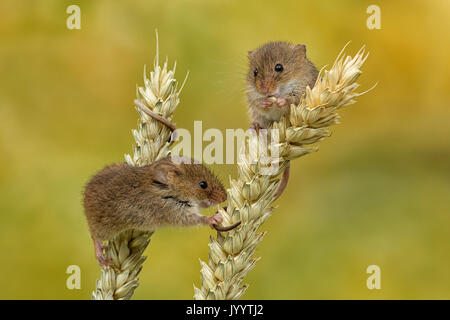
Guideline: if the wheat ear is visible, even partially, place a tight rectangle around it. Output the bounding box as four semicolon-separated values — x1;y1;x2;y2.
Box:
194;45;370;300
91;36;186;300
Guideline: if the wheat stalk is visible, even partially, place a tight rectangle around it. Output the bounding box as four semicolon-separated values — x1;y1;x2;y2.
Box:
92;35;186;300
194;45;370;300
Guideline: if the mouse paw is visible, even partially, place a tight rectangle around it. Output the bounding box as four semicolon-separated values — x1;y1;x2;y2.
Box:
207;212;223;228
275;97;287;108
97;254;112;268
261;100;273;107
94;240;111;267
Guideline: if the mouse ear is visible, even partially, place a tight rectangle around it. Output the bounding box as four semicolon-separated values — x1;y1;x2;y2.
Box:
153;168;169;185
152;159;180;185
293;44;306;57
247;50;254;59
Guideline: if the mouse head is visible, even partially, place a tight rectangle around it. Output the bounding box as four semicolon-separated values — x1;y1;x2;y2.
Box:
151;156;226;208
247;41;308;98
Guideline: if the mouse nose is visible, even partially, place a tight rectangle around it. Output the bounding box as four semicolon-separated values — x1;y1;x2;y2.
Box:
258;80;276;96
259;87;270;95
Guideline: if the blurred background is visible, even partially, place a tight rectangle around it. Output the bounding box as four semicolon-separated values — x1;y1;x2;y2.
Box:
1;0;449;299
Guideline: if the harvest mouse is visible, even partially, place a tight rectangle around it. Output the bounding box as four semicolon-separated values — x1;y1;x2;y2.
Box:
246;41;319;199
83;156;239;266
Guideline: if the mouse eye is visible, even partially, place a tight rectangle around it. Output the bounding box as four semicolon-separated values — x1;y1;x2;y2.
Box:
199;181;208;189
253;68;258;77
275;64;283;72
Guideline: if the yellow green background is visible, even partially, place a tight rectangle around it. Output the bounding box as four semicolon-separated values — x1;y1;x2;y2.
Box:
1;0;449;299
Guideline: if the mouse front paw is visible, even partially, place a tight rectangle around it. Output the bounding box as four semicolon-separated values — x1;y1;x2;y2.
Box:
207;212;223;228
275;97;287;108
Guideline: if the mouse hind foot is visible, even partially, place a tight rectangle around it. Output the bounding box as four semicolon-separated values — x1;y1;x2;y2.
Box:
94;239;111;267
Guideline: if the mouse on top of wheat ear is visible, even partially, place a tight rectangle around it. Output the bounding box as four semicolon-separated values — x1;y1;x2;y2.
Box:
83;156;239;266
247;41;318;129
246;41;319;199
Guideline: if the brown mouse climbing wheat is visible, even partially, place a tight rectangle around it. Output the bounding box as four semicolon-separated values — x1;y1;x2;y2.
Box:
246;41;319;199
84;156;240;266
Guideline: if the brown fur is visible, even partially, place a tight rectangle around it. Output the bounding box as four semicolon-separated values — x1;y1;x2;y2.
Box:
83;156;227;241
247;41;319;128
